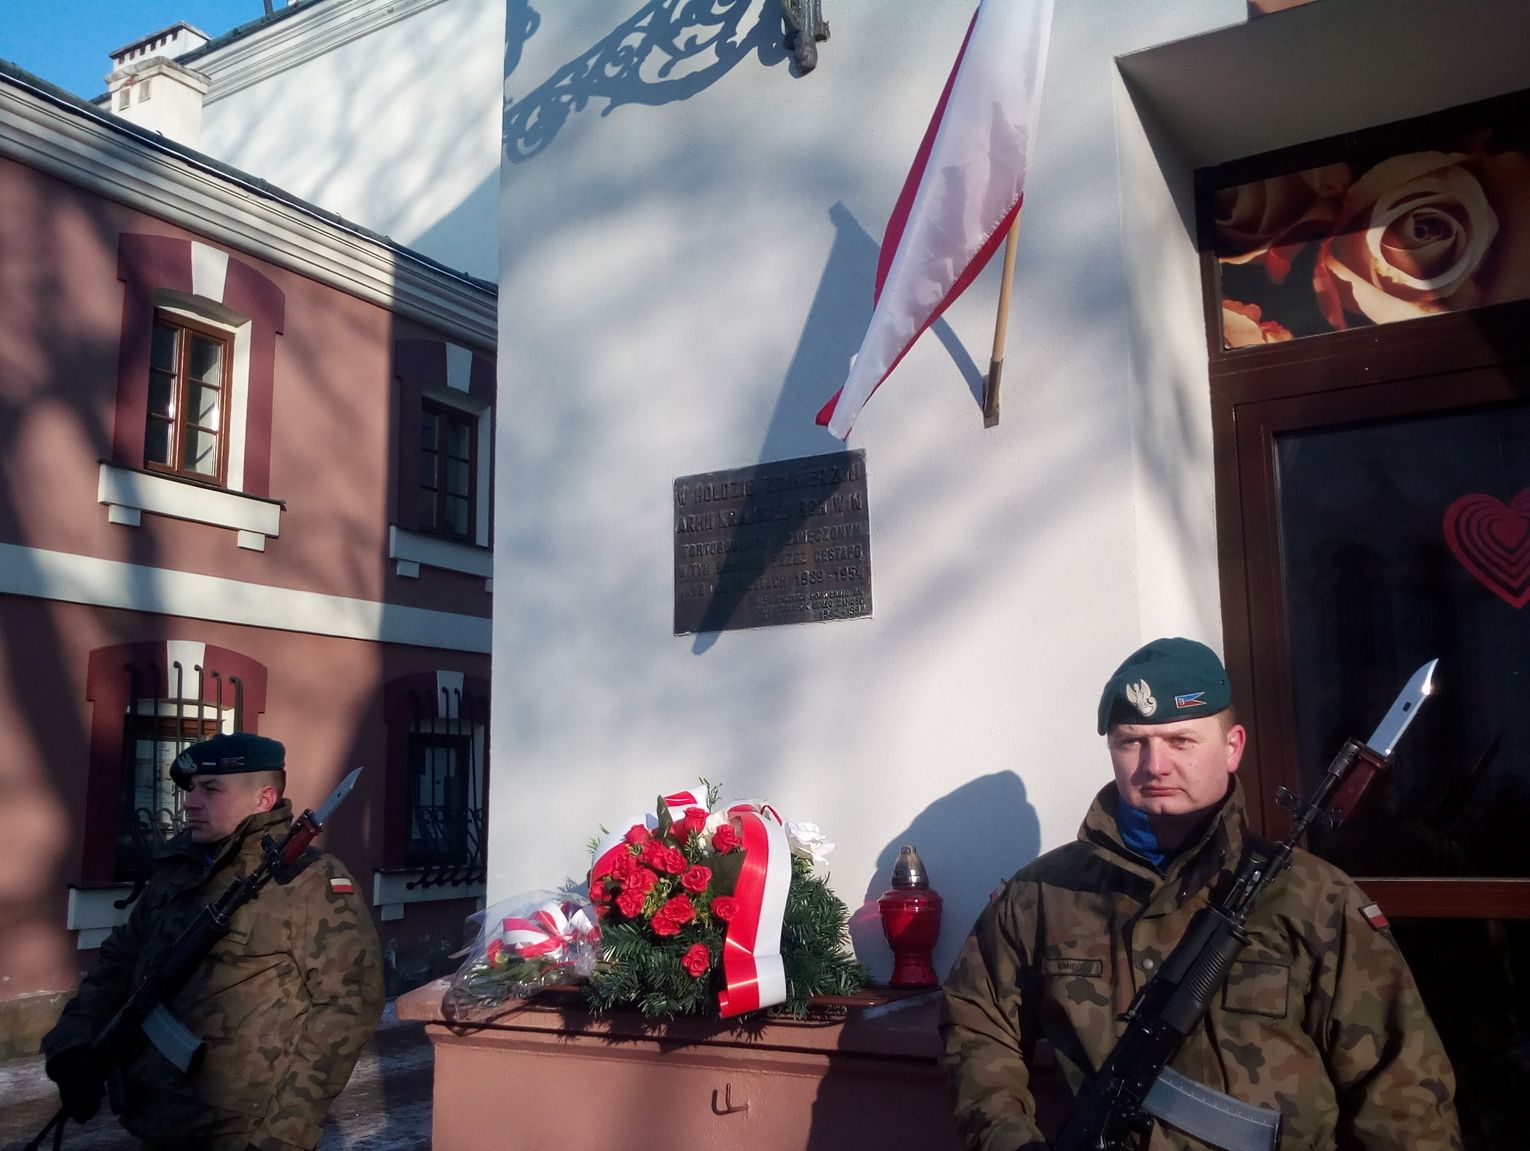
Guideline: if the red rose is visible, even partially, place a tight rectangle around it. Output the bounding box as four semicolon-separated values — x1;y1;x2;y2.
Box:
609;851;637;881
632;866;659;892
682;943;711;978
683;807;709;834
710;896;738;922
625;824;650;845
659;894;695;925
681;865;712;893
658;846;687;875
651;913;682;937
640;839;667;869
711;824;740;853
589;879;609;902
485;938;504;967
616;889;646;918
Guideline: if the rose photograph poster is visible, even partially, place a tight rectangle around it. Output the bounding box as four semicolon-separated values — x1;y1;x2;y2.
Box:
1213;95;1530;348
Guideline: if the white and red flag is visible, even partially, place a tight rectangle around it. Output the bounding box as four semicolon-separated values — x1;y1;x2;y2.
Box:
816;0;1054;439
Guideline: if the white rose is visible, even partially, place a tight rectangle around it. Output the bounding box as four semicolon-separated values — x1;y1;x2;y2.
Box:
1318;151;1509;326
785;819;834;866
702;810;731;838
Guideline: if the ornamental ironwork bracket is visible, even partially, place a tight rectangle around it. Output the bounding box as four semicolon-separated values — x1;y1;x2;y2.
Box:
782;0;829;73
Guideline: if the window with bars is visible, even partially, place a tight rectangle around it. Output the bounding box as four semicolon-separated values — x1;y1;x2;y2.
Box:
407;731;474;866
116;713;221;879
113;663;243;882
145;310;232;484
403;687;486;883
418;401;475;539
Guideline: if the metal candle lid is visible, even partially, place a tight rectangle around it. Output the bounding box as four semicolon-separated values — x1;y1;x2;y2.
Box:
890;844;929;889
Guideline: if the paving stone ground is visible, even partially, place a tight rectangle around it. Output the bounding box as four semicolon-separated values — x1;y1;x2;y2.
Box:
0;1001;434;1151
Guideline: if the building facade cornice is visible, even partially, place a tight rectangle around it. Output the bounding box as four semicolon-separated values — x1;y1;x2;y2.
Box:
187;0;454;103
0;73;495;348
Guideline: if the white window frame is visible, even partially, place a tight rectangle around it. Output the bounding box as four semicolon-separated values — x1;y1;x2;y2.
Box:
99;287;285;550
391;382;492;588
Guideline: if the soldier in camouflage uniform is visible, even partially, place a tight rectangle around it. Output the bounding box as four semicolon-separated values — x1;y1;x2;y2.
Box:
42;733;384;1151
940;638;1462;1151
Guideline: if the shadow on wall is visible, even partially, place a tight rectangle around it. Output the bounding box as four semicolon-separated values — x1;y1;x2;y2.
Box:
760;200;984;468
403;165;502;281
0;177;132;1025
689;202;983;654
782;772;1043;1150
503;0;790;163
849;771;1041;985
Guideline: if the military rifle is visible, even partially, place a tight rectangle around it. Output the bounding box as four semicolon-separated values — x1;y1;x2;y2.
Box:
1052;662;1437;1151
28;768;363;1151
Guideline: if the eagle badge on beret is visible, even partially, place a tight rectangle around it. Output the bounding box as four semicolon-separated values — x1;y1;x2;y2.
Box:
1125;679;1157;718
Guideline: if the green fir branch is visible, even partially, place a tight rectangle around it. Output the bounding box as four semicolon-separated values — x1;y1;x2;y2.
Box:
585;848;866;1020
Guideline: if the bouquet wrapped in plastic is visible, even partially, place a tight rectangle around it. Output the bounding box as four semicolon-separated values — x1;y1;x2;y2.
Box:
450;890;600;1012
447;782;866;1021
584;784;866;1019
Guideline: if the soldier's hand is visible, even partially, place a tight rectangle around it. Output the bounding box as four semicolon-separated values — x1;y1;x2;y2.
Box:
44;1044;104;1123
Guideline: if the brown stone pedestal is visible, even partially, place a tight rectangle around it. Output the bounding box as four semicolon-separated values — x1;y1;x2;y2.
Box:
397;981;1062;1149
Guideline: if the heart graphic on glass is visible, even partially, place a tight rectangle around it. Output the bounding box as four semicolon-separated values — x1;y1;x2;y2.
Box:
1443;489;1530;609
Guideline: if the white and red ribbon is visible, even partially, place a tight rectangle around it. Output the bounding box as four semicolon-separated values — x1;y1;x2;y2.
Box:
500;897;600;962
715;802;791;1018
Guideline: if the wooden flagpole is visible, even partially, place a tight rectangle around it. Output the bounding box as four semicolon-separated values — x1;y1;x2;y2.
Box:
982;213;1023;428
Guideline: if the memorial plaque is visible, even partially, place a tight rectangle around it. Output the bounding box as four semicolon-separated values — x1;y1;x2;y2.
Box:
674;450;872;634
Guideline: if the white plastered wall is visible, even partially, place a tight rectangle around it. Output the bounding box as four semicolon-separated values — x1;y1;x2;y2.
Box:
197;0;504;280
490;0;1529;981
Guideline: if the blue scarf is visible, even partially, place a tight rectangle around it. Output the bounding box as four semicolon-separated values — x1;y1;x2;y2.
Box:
1116;796;1168;870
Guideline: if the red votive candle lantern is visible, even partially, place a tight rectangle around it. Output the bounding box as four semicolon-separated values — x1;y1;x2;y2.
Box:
879;844;943;988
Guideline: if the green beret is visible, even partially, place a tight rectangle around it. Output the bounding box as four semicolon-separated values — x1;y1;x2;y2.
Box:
1097;637;1231;734
171;732;285;789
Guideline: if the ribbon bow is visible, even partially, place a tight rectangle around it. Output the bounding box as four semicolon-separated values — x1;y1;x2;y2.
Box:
499;897;600;963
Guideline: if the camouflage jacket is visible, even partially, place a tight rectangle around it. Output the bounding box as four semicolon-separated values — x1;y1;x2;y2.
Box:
43;801;385;1151
940;780;1462;1151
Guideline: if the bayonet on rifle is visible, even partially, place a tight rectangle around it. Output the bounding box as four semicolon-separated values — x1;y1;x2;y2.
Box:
133;765;366;1072
1053;663;1438;1151
27;768;365;1151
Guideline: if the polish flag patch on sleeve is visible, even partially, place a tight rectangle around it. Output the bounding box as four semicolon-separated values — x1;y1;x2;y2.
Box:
1360;902;1389;930
330;877;355;895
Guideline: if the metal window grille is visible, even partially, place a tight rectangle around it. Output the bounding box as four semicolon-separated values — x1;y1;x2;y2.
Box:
405;685;487;888
115;662;241;898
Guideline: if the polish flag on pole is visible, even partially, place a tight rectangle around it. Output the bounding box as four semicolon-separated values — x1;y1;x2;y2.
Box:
816;0;1054;440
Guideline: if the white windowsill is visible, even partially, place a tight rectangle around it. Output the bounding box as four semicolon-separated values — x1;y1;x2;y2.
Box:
389;525;492;590
99;462;283;548
67;885;135;950
373;869;486;921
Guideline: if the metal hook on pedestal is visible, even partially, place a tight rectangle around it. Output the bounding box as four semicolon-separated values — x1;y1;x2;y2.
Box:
712;1082;750;1115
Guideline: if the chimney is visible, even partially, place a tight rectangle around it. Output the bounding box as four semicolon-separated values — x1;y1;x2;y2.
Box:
104;22;212;148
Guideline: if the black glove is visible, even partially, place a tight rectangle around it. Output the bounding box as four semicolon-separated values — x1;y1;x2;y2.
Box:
44;1044;104;1123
